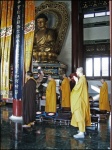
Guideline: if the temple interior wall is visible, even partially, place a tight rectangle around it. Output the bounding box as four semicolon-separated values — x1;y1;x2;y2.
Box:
34;1;111;95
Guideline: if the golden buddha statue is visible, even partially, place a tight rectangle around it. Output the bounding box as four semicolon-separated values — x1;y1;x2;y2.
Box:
33;13;58;62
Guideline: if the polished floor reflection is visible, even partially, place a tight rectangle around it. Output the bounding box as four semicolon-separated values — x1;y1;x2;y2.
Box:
0;103;111;149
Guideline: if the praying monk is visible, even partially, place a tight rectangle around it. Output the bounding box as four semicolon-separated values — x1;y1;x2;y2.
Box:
43;74;56;112
98;79;110;112
60;74;71;108
70;67;91;138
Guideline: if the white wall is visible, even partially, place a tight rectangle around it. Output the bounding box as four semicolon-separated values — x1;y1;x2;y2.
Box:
84;26;109;40
84;16;109;40
57;21;72;76
83;16;109;24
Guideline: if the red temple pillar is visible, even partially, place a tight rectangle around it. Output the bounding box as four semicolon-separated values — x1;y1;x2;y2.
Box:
72;0;84;72
72;0;79;72
13;99;22;117
78;13;84;68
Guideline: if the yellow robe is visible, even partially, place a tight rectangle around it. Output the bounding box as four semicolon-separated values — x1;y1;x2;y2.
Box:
45;79;56;112
60;77;71;107
34;29;56;52
99;82;110;112
70;75;91;132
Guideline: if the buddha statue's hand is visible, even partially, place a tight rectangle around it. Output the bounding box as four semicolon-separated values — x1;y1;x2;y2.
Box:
45;48;51;52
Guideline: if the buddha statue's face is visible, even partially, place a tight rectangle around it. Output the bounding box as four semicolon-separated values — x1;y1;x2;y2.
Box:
37;18;47;29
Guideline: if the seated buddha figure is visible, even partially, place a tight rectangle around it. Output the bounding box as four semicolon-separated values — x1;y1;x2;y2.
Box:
33;13;58;62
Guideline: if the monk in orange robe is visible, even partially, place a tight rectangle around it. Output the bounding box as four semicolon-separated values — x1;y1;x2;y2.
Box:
45;75;56;112
70;67;91;138
99;79;110;112
60;74;71;108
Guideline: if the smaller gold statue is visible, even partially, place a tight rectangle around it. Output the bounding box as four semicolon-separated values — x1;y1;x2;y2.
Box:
33;13;58;62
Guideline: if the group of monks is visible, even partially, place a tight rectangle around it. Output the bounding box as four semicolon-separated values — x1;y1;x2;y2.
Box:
43;67;110;139
42;67;90;138
43;73;71;113
22;67;110;139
